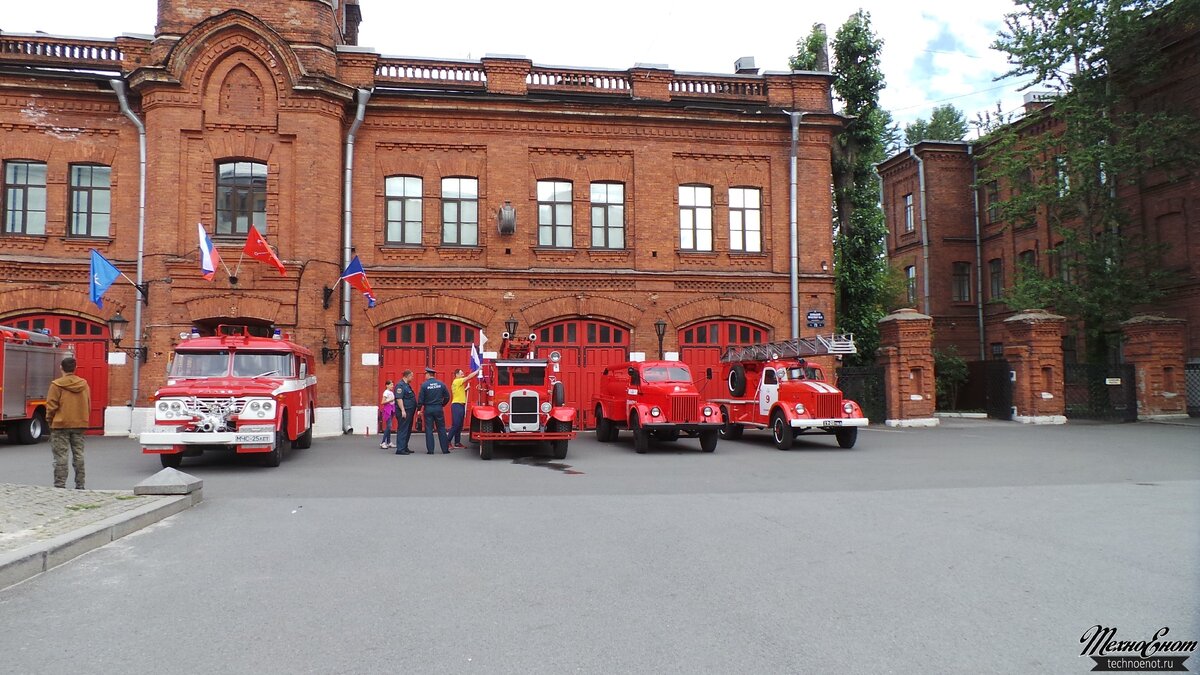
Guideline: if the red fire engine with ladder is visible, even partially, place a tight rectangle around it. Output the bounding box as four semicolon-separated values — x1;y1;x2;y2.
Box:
468;331;577;460
711;333;867;449
1;325;70;444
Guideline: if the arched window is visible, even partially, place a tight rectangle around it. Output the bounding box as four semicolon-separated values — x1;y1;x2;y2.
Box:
215;161;267;236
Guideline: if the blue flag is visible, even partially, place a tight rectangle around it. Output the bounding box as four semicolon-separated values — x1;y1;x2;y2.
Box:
89;249;121;309
469;343;481;372
339;255;376;308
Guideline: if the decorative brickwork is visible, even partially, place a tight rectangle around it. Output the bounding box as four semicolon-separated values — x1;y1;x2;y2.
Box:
877;309;938;426
1002;310;1066;424
1121;315;1189;418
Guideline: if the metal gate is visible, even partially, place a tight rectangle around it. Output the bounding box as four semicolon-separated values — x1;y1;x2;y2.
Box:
984;359;1014;421
1186;360;1200;418
1064;363;1137;422
836;366;885;424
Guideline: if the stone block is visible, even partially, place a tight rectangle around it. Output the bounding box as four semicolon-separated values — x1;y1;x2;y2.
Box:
134;468;203;495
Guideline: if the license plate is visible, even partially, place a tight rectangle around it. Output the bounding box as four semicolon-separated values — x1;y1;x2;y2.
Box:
822;420;844;426
235;434;272;444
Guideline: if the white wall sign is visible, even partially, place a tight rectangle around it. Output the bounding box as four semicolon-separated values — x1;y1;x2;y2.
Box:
361;353;380;366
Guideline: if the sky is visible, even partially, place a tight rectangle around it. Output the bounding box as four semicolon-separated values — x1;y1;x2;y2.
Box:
2;0;1036;135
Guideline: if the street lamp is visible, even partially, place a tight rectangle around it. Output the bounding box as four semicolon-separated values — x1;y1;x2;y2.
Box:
107;312;147;363
505;316;518;336
654;319;667;360
322;316;351;364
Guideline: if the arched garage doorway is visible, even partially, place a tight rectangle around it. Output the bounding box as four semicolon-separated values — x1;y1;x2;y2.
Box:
4;314;109;431
533;318;629;428
379;318;478;416
679;319;770;399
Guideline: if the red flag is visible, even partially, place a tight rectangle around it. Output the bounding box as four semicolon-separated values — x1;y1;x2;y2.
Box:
243;225;286;276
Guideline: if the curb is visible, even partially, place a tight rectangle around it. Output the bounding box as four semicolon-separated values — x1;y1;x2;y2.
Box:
0;489;202;591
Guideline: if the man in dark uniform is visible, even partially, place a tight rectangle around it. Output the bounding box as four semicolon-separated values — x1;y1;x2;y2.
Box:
393;369;417;455
415;366;451;454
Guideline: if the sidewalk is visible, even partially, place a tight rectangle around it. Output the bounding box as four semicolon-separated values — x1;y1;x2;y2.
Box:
0;483;199;590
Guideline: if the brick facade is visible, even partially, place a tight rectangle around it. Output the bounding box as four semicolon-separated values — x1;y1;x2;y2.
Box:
0;1;842;433
1121;315;1189;419
1002;310;1066;424
876;309;938;426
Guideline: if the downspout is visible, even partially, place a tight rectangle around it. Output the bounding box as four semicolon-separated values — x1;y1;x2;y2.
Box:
968;145;985;360
787;111;805;340
341;88;371;433
909;148;931;314
110;79;146;426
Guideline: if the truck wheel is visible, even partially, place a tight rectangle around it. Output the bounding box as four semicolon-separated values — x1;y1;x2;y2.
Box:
718;406;743;439
159;453;183;469
261;427;284;467
728;365;747;397
293;408;314;449
771;412;794;450
595;409;615;443
549;421;569;460
699;430;718;453
631;417;649;454
835;427;858;449
552;381;566;407
11;411;46;444
479;420;495;460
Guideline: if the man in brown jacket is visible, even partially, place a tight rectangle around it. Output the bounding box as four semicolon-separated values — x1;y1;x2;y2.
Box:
45;356;91;489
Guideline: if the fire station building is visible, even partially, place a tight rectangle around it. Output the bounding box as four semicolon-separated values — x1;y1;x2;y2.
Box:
0;0;842;434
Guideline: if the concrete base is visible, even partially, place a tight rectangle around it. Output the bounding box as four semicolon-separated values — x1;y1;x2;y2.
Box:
885;418;940;428
934;412;987;419
1138;413;1190;421
1014;415;1067;425
134;468;203;495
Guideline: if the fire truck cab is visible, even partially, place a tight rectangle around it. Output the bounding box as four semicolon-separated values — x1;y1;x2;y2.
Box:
140;326;317;468
468;332;577;460
1;325;69;444
712;334;868;449
593;359;723;453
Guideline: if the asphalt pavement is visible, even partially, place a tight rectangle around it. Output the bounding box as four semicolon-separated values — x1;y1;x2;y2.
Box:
0;417;1196;674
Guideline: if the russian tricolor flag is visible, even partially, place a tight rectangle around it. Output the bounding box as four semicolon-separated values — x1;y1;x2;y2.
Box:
198;223;222;281
340;255;376;308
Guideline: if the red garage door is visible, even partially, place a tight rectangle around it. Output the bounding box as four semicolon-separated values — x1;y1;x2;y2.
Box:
534;319;629;429
6;314;109;432
680;320;769;400
379;318;477;418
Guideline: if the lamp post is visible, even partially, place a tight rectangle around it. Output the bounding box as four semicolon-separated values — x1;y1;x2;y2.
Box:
322;316;351;364
654;319;667;360
505;316;518;336
107;312;147;363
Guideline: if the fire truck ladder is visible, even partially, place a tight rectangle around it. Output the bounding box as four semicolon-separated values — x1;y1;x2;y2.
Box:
720;334;857;363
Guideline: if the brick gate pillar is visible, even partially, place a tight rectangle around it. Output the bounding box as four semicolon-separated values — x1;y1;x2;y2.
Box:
1121;315;1189;419
1002;310;1066;424
877;309;938;427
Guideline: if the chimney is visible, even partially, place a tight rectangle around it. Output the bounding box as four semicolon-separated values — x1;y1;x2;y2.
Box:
734;57;758;75
1023;91;1054;114
343;0;362;46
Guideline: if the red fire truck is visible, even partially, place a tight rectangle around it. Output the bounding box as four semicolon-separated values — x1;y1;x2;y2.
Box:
140;326;317;468
592;359;724;453
712;334;867;449
468;332;577;460
1;325;69;444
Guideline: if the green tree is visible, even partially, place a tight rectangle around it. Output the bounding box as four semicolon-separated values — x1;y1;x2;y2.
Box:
827;11;891;365
903;104;970;144
984;0;1200;361
933;346;969;410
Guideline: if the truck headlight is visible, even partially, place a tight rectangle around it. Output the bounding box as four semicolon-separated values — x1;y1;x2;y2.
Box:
249;401;261;411
702;406;714;417
498;402;510;413
540;402;552;413
650;407;661;417
795;403;806;415
843;402;854;415
170;401;182;412
261;401;274;413
158;402;169;411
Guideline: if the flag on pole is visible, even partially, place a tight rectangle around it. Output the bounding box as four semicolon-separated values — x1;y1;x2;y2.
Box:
339;255;376;308
243;225;286;275
479;330;488;349
197;223;222;281
469;343;481;371
89;249;121;309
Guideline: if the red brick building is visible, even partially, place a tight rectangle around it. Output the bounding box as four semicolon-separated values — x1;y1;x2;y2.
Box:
878;23;1198;402
0;0;843;434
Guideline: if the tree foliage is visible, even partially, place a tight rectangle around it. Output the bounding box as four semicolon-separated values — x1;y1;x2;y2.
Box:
904;104;970;144
983;0;1200;361
789;23;828;71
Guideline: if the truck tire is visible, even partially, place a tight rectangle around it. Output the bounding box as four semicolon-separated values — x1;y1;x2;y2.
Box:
631;417;649;454
10;411;46;444
718;406;743;439
699;430;718;453
549;420;569;460
293;408;314;449
771;412;794;450
261;426;284;467
159;453;183;469
728;365;747;397
479;419;495;460
595;409;615;443
552;381;566;407
835;427;858;449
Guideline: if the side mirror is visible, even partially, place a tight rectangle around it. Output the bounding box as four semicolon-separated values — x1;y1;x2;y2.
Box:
706;367;713;380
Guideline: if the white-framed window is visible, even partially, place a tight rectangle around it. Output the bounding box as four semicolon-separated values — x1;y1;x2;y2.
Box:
215;160;266;236
538;179;573;248
905;265;917;305
384;176;422;245
4;160;48;236
69;165;112;238
679;184;712;251
903;193;914;232
441;177;478;246
728;187;761;252
590;182;624;249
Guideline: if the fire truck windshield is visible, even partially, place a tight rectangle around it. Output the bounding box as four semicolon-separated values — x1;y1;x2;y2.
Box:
169;351;230;378
496;365;546;386
232;352;295;377
785;366;823;381
642;366;692;383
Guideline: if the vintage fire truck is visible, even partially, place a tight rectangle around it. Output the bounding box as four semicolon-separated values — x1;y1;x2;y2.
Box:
140;326;317;468
1;325;69;444
593;359;724;453
712;334;867;449
468;332;577;460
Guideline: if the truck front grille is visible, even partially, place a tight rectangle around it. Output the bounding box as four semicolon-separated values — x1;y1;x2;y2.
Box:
671;394;699;423
813;392;842;419
510;394;539;427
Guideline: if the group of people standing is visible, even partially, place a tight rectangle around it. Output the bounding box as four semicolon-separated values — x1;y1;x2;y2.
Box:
378;366;479;455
